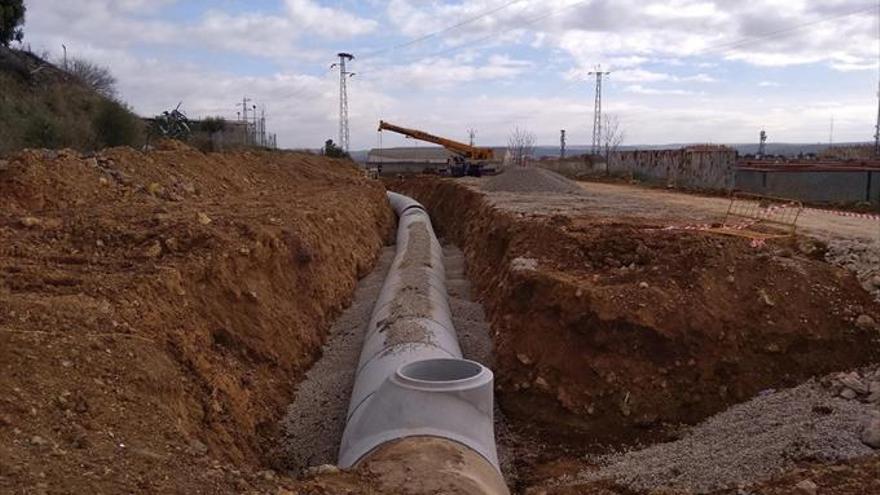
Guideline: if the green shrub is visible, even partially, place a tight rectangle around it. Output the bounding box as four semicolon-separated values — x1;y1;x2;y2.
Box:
93;99;142;148
22;114;59;148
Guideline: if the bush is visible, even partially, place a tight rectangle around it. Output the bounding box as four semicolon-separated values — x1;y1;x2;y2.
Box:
93;99;142;148
200;116;227;134
22;114;59;148
65;57;117;99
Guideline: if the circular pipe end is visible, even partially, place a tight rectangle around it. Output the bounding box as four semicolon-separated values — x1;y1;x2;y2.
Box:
395;358;491;391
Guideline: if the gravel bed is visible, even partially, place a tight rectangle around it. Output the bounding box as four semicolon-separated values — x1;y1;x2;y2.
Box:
482;167;584;195
276;246;395;473
443;243;517;483
563;372;880;493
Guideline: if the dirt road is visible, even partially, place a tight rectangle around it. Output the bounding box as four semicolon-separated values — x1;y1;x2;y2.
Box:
473;180;880;242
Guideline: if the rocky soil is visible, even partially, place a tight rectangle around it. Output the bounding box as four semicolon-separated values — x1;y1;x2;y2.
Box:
552;366;880;493
826;238;880;302
0;143;394;494
393;176;880;493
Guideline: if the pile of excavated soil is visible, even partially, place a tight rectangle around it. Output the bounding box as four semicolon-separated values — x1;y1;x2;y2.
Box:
0;144;393;494
561;370;878;493
393;178;880;476
482;167;583;195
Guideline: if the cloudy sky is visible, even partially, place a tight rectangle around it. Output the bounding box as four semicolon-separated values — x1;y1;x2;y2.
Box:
18;0;880;149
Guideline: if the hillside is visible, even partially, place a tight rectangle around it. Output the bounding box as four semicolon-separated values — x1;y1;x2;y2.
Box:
0;46;143;155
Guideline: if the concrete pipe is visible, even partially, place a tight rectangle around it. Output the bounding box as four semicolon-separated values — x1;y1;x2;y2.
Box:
338;192;506;493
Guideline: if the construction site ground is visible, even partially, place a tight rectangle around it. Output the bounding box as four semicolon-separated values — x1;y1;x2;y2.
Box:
394;170;880;494
3;147;880;495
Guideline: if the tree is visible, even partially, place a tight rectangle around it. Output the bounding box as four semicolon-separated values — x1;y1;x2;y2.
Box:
507;127;536;167
65;57;118;99
0;0;25;46
602;114;625;165
323;139;349;159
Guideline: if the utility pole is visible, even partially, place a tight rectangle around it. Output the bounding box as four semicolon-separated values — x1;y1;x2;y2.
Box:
758;129;767;159
62;44;67;70
468;128;477;147
238;97;252;145
875;0;880;156
332;53;355;152
588;66;611;156
830;116;834;149
560;129;567;159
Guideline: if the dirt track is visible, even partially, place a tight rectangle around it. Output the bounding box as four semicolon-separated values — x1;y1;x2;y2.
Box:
465;179;880;242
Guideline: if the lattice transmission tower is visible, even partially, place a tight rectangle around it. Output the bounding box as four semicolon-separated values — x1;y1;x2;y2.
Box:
588;66;610;155
332;53;355;152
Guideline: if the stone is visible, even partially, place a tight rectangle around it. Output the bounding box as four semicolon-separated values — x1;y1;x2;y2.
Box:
855;314;876;330
187;439;208;456
511;257;538;272
144;241;162;258
795;479;818;495
534;376;550;390
638;281;649;289
758;289;775;307
839;372;869;395
30;435;47;446
726;275;735;284
304;464;340;477
20;217;42;228
840;388;858;400
872;275;880;288
197;212;212;225
516;353;533;365
861;417;880;448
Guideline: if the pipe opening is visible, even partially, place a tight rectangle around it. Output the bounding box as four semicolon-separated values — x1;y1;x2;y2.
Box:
399;358;483;383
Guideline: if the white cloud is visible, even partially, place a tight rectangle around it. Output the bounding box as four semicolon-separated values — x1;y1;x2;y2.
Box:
285;0;377;38
624;84;695;95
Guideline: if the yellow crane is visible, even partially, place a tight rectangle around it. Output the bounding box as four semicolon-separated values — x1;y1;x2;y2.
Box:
378;120;494;177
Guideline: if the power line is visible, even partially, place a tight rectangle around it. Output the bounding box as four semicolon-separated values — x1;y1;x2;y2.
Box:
357;0;589;78
361;0;525;60
696;5;875;57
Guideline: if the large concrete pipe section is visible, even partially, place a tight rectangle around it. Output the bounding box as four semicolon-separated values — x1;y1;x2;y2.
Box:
338;191;507;494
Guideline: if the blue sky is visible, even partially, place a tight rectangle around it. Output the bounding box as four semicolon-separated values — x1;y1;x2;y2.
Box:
19;0;880;149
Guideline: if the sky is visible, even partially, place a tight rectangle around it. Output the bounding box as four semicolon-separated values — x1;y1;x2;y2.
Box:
16;0;880;149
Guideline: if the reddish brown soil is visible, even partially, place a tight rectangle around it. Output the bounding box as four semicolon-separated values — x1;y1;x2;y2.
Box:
392;178;880;484
0;143;394;493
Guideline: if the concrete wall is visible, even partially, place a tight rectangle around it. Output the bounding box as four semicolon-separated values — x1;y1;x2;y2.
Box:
608;148;737;190
735;169;880;206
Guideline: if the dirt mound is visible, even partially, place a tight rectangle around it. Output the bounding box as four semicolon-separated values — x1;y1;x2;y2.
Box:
394;177;880;452
0;145;393;493
482;167;583;194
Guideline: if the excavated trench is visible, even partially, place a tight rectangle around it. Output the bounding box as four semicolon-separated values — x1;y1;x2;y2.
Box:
391;177;880;490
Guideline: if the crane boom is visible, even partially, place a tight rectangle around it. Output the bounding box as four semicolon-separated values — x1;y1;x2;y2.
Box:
378;120;494;161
